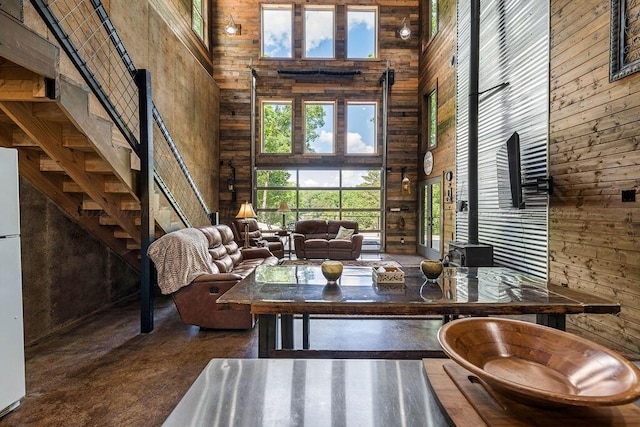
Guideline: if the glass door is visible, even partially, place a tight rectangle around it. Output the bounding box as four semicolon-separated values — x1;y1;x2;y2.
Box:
418;177;442;259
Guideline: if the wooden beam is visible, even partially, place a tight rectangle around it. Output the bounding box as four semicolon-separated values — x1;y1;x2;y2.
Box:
0;101;141;242
0;13;59;80
0;64;50;101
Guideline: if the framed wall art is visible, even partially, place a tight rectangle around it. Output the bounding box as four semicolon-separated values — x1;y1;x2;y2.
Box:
610;0;640;81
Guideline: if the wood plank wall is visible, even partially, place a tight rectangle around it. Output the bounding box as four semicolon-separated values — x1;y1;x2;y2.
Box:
549;0;640;354
213;0;419;253
417;0;456;257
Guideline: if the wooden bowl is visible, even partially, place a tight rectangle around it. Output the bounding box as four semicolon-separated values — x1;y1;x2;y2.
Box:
438;317;640;407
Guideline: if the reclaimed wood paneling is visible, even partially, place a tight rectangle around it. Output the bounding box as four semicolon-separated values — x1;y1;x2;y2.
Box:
549;0;640;354
418;0;457;257
213;0;419;253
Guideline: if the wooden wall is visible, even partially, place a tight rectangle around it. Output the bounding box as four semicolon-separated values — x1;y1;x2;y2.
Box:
549;0;640;354
417;0;456;256
213;0;419;253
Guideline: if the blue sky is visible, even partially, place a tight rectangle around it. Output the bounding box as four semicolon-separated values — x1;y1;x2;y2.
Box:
347;104;376;153
306;104;334;153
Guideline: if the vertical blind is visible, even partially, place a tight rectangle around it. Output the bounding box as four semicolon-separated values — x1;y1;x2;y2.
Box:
455;0;550;278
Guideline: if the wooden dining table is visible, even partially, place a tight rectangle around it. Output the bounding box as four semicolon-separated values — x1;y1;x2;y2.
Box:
217;265;620;359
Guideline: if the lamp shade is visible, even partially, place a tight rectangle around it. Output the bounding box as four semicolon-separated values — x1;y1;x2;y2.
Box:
236;202;257;219
276;201;291;213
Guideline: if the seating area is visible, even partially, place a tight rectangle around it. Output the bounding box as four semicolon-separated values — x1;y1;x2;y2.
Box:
292;219;364;260
147;224;278;329
230;218;285;259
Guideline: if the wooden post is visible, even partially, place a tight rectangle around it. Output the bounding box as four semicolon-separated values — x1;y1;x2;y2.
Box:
136;69;155;333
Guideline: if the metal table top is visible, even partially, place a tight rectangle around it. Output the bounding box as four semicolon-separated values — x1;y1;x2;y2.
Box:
163;358;450;427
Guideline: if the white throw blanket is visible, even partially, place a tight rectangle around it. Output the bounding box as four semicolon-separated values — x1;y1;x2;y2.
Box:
147;228;216;295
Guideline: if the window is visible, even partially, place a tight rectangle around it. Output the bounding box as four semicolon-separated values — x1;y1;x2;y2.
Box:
421;0;438;51
346;102;377;154
256;168;383;251
347;7;377;59
427;89;437;149
262;101;292;154
430;0;438;38
304;102;335;153
304;6;335;58
262;5;293;58
192;0;206;44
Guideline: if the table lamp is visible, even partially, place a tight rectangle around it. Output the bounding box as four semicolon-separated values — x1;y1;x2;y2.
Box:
276;201;290;230
236;201;257;248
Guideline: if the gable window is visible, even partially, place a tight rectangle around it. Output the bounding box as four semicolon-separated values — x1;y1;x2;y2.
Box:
304;6;335;59
262;101;293;154
347;7;378;59
192;0;207;44
262;5;293;58
304;102;335;154
346;102;377;154
426;89;437;149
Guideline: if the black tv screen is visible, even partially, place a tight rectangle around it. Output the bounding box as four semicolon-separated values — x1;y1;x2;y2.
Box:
506;131;524;209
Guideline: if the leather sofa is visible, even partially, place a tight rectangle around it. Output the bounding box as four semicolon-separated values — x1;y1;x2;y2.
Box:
148;224;279;329
292;219;363;260
231;218;285;259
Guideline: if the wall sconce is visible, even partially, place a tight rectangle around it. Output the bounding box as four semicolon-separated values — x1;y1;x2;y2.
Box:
225;15;240;36
401;167;411;194
227;161;237;202
398;17;411;40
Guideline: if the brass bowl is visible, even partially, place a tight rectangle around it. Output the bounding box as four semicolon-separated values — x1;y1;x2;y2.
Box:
420;260;443;280
438;317;640;407
321;261;343;284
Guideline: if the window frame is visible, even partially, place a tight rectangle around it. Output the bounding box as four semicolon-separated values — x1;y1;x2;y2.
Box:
345;101;378;155
261;4;294;59
303;101;336;154
346;6;379;60
191;0;208;46
261;100;294;154
303;5;336;59
421;0;439;53
426;88;438;149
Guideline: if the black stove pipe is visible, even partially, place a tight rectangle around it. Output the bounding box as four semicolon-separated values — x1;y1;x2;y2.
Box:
468;0;480;245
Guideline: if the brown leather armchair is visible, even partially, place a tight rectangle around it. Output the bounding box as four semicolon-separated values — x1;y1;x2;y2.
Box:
230;218;285;259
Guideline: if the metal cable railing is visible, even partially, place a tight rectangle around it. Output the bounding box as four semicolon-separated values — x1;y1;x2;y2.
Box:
31;0;211;227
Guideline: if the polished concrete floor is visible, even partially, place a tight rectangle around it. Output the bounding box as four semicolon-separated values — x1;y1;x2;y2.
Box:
1;296;449;426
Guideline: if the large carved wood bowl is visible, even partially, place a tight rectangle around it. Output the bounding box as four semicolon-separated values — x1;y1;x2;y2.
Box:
438;317;640;407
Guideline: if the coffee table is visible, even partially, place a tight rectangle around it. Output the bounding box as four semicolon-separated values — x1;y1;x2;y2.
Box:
218;265;620;358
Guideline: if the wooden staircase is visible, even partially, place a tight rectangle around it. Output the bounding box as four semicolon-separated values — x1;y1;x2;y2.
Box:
0;15;179;270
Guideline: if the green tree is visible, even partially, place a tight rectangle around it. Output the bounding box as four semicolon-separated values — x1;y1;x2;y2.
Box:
304;104;326;153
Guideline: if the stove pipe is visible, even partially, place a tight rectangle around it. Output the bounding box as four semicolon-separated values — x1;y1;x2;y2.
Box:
468;0;480;245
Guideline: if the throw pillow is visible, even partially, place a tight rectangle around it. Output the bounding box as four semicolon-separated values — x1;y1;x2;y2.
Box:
335;226;355;240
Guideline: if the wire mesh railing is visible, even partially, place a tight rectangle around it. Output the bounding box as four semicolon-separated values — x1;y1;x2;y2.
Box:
31;0;211;227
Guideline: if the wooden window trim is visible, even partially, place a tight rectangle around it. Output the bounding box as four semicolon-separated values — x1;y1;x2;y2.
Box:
346;6;379;60
303;5;336;59
345;101;378;155
261;4;294;59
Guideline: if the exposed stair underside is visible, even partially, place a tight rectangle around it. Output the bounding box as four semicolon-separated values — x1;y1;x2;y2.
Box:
0;15;179;269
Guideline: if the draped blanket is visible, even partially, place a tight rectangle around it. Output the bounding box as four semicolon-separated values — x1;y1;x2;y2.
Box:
147;228;215;295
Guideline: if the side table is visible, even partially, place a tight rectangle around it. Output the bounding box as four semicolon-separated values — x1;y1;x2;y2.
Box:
276;230;292;259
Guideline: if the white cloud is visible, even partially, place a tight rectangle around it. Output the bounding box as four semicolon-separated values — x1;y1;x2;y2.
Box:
263;10;292;56
305;10;333;52
347;132;374;153
348;11;375;31
317;130;333;149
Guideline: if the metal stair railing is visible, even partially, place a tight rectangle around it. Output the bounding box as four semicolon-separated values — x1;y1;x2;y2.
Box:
31;0;212;228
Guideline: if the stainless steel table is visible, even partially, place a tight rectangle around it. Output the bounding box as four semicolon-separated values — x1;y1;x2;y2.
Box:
163;358;450;427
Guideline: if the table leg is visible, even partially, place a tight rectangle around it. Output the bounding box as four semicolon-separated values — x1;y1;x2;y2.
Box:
536;314;566;331
259;314;278;358
281;314;294;349
302;314;310;350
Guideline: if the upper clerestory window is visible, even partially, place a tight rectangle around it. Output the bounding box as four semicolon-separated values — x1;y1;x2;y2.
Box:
262;5;293;58
347;6;378;59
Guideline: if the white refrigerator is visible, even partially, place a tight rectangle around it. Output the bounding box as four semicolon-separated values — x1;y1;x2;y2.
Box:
0;148;25;417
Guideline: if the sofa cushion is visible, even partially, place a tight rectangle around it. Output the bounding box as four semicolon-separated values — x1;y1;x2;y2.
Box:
329;238;354;249
335;226;355;240
214;255;234;273
305;239;329;250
